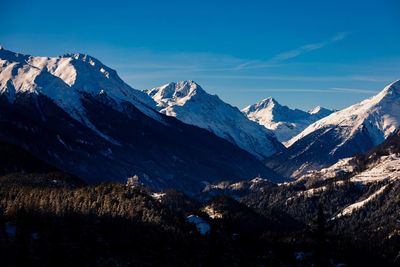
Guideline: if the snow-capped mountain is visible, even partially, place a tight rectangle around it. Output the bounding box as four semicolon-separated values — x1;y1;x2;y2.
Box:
267;80;400;178
0;48;284;193
0;47;160;129
146;81;284;159
242;97;333;142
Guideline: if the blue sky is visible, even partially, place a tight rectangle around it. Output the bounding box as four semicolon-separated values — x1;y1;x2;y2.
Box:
1;0;400;110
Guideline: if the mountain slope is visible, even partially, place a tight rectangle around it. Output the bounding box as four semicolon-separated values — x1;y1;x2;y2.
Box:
0;140;83;187
0;48;284;194
267;80;400;177
146;81;284;159
297;129;400;185
242;97;333;142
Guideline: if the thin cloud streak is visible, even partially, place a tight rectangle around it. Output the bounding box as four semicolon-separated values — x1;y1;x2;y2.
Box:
330;87;378;94
235;32;350;70
122;72;396;83
228;87;377;94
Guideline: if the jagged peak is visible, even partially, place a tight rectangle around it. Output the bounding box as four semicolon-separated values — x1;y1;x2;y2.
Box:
148;80;206;100
308;105;322;114
174;80;204;95
381;79;400;96
260;96;278;105
0;47;161;125
0;48;113;77
63;52;103;66
360;79;400;108
243;97;281;113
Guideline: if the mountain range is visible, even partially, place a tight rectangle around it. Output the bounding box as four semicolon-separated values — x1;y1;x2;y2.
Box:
267;80;400;178
146;81;284;159
0;47;283;193
1;46;400;190
1;47;400;266
242;97;333;143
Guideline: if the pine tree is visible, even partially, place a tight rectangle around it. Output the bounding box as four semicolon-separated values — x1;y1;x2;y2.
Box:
312;204;328;267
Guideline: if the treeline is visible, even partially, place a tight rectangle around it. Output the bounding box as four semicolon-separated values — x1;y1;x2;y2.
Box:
243;178;400;266
0;170;398;266
0;176;203;267
0;182;180;227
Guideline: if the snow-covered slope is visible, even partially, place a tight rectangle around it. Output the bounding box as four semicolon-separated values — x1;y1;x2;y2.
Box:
334;185;388;218
0;47;161;125
242;97;332;142
287;80;400;148
146;81;284;159
350;155;400;183
298;154;400;185
267;80;400;177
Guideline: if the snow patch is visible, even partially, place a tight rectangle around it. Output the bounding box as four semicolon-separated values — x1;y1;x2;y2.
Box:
335;185;388;218
187;215;210;235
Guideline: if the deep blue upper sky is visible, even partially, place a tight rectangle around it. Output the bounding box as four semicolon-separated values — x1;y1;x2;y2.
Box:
2;0;400;110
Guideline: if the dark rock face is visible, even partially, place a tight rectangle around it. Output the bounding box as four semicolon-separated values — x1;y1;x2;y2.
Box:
266;125;376;177
0;92;283;194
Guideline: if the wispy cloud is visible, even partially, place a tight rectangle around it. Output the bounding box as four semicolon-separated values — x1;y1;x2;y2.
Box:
228;87;377;94
271;32;348;63
235;32;350;70
330;87;378;94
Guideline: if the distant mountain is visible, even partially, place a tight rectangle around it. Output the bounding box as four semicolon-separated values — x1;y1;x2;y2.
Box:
242;97;333;142
146;81;284;159
267;80;400;178
0;48;284;194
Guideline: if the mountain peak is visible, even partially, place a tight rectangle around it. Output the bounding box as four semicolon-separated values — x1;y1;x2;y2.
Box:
243;98;333;142
0;48;159;126
174;80;205;95
63;52;104;68
146;81;284;159
380;79;400;97
261;97;279;106
243;97;280;113
308;106;322;114
147;80;206;102
308;106;333;116
281;79;400;177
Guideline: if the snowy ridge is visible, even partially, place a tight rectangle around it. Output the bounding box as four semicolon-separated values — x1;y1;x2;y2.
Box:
242;97;332;142
335;185;388;218
296;157;355;183
350;154;400;183
146;81;284;159
286;80;400;148
0;47;162;129
296;154;400;185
